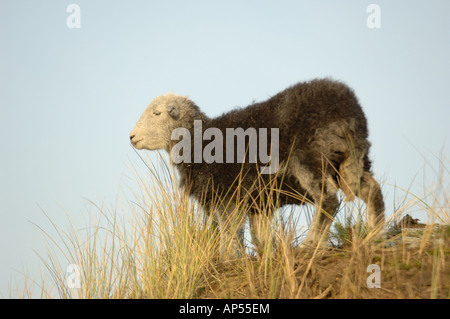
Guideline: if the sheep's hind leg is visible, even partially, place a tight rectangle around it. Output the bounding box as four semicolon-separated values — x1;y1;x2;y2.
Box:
302;195;339;247
289;161;339;248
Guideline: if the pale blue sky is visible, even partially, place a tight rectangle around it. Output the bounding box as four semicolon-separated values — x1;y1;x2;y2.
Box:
1;1;449;296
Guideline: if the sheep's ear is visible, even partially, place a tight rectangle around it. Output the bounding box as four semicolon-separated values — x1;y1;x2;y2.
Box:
166;105;180;119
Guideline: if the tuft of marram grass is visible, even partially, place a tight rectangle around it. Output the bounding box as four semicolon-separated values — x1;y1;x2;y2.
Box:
17;152;449;299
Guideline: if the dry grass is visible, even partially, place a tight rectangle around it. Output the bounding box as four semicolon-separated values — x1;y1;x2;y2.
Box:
15;153;449;299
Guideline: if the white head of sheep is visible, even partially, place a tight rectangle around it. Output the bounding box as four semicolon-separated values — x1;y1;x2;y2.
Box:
129;93;193;151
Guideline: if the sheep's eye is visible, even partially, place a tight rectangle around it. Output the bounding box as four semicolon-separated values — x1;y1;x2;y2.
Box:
153;111;161;116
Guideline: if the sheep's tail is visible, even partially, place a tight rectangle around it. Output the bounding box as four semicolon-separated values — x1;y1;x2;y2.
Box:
339;147;385;229
317;120;378;207
339;152;372;201
336;130;370;202
332;127;385;230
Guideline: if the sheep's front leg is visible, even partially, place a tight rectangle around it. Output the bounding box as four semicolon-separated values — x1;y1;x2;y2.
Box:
215;209;246;259
249;213;274;257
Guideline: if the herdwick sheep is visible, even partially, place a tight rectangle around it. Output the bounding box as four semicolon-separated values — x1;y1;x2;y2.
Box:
130;78;385;256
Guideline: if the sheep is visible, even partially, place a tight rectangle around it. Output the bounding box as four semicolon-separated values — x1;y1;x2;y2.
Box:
130;78;385;257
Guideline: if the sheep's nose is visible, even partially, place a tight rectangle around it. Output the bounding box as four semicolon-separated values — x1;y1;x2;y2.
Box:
130;134;135;141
